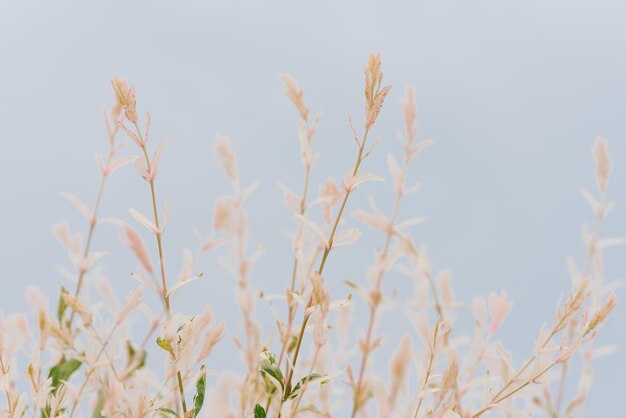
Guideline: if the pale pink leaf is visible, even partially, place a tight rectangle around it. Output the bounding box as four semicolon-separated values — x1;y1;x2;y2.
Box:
488;290;512;333
161;200;170;233
108;155;137;175
123;225;153;273
99;217;125;226
135;156;149;180
344;172;384;192
294;214;328;248
387;154;404;193
277;181;301;214
60;192;92;223
116;287;143;325
333;228;361;247
396;216;425;231
352;209;389;232
79;251;108;272
148;143;165;181
117;121;143;147
129;272;160;294
128;208;159;234
329;294;352;311
167;274;205;298
408;139;434;161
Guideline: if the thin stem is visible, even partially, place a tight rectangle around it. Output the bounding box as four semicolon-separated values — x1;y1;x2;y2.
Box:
177;371;188;413
272;165;312;416
282;313;311;403
132;121;185;414
136;133;170;313
350;151;406;417
68;122;119;325
467;289;584;417
471;359;559;418
555;361;568;414
281;129;371;410
552;192;605;415
69;323;121;417
290;346;321;415
412;319;440;418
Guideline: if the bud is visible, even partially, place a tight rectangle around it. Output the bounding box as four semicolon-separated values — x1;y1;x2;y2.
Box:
111;75;138;124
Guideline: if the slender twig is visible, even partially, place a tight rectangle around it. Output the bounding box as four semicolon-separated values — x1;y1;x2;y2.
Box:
69;323;121;417
270;167;312;417
554;191;605;415
278;129;371;417
470;358;560;418
68;117;120;325
290;346;321;415
466;286;587;418
350;148;409;417
277;165;312;370
131;120;186;415
412;318;441;418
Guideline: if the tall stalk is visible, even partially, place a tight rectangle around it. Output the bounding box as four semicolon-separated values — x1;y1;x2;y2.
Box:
130;120;186;414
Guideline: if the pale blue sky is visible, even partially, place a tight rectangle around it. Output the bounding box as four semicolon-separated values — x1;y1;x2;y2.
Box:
0;1;624;416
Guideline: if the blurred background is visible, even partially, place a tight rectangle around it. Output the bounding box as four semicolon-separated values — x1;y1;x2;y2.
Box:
0;0;624;416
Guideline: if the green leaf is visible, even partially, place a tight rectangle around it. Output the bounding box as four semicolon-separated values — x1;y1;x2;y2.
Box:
288;373;326;399
92;390;105;418
158;407;179;417
126;341;147;371
48;357;82;394
189;365;206;417
259;358;284;391
57;286;69;323
254;404;266;418
156;337;175;357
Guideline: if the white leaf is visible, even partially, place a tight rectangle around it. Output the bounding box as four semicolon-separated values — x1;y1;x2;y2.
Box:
408;139;434;161
343;172;384;192
387;154;403;192
239;179;261;202
250;243;267;265
277;181;301;214
149;143;165;180
161;200;170;233
167;274;205;298
352;209;389;232
329;294;352;311
135;156;148;180
60;192;92;222
333;228;361;247
288;290;309;311
580;187;600;215
130;272;160;294
99;217;125;226
116;286;144;325
294;215;328;248
600;237;625;249
396;217;425;231
129;208;159;234
177;249;194;282
108;155;137;175
79;251;108;271
404;180;423;195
